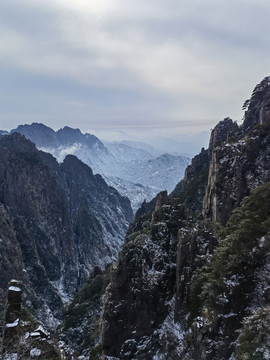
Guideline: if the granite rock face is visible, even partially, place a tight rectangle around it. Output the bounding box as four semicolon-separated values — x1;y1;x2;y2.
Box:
0;133;132;328
2;280;23;354
0;207;27;303
77;77;270;360
2;280;63;359
208;117;240;149
242;76;270;134
2;77;270;359
101;192;186;359
203;116;270;225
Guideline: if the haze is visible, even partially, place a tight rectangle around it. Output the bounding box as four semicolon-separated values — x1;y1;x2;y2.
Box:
0;0;269;153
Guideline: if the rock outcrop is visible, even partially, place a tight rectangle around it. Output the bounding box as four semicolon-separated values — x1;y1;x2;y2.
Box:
203;117;270;225
208;117;240;149
100;192;186;359
2;280;23;355
2;76;270;359
0;133;132;329
73;76;270;359
242;76;270;134
2;280;63;359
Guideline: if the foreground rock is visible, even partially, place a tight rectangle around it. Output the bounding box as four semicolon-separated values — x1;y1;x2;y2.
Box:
61;76;270;359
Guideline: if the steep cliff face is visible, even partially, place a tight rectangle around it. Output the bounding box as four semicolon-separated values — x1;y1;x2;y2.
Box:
3;77;270;359
0;206;27;303
0;133;132;329
208;117;240;149
2;280;63;359
101;191;186;359
186;183;270;360
76;77;270;360
172;147;210;214
242;76;270;134
203;117;270;225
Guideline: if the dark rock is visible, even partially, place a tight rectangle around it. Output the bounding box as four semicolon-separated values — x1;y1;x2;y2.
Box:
0;133;133;328
203;128;270;224
208;117;240;149
174;225;217;322
2;280;23;354
101;195;185;358
96;76;270;359
171;147;210;214
242;76;270;134
11;122;106;151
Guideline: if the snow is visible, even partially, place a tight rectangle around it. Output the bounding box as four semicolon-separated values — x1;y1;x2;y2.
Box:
104;175;158;211
8;286;21;292
38;140;190;211
136;297;185;359
259;236;266;247
224;276;240;287
35;325;49;337
219;312;237;319
30;348;42;357
30;332;41;337
219;156;229;164
6;318;19;328
51;277;72;304
251;239;270;310
263;348;270;360
3;354;18;360
36;303;61;330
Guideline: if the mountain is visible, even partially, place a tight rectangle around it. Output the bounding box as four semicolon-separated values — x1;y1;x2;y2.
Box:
11;123;105;150
0;133;132;333
104;141;156;162
103;176;159;213
9;124;190;211
3;74;270;359
113;153;190;192
58;76;270;359
105;140;164;158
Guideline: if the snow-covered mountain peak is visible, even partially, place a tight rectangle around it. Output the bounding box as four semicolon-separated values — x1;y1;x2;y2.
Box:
6;123;190;210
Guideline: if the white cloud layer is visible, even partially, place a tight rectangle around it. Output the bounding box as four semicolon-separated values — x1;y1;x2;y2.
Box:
0;0;270;146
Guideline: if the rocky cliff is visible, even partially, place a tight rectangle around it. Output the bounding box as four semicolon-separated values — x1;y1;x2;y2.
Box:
2;76;270;359
61;76;270;359
0;133;132;331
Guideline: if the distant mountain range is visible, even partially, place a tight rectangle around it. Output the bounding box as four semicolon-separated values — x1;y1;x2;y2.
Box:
5;123;190;210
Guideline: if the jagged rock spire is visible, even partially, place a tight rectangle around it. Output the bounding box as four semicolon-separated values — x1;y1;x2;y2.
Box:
2;280;23;355
208;117;239;149
242;76;270;134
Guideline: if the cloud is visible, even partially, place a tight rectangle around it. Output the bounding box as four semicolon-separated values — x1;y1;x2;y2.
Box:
1;0;270;138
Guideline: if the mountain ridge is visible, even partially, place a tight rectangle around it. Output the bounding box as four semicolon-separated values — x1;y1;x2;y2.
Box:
0;132;132;331
58;76;270;359
8;123;190;211
2;76;270;359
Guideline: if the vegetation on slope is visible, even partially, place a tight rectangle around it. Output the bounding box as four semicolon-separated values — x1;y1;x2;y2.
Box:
190;182;270;326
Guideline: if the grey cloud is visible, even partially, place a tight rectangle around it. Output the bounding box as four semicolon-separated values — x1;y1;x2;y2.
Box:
0;0;270;141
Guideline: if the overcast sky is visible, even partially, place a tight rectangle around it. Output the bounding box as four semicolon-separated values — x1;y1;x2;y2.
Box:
0;0;269;149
